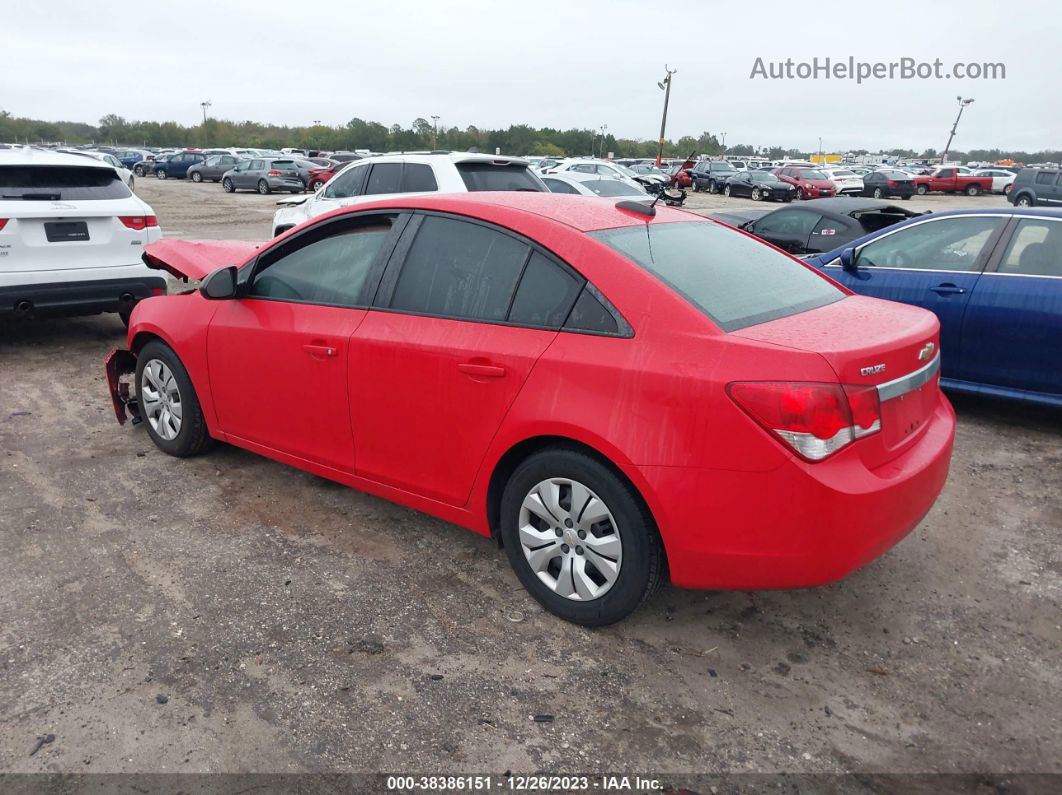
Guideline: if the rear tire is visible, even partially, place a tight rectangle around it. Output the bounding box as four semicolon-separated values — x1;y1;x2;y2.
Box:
872;187;884;199
499;448;664;627
1015;194;1034;207
135;341;213;458
965;184;982;196
222;178;235;193
916;184;928;195
134;165;145;177
258;179;271;195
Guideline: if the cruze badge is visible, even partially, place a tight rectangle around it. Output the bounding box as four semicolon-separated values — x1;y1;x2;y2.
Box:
860;364;886;376
918;342;936;361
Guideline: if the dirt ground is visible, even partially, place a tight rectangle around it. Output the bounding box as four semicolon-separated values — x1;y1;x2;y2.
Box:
0;178;1059;784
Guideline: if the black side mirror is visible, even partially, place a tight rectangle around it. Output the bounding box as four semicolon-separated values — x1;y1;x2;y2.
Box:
839;247;857;270
199;265;238;300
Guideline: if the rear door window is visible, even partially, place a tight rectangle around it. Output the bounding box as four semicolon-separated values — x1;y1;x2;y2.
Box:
456;162;544;191
996;219;1062;277
388;215;528;321
0;165;132;200
364;163;403;195
591;221;843;332
400;164;438;192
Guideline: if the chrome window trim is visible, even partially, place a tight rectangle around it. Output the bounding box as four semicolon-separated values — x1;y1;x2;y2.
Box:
877;354;941;402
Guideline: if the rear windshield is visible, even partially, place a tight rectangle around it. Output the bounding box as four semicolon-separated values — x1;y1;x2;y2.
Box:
583;179;641;197
456;162;545;192
0;165;132;200
591;221;844;331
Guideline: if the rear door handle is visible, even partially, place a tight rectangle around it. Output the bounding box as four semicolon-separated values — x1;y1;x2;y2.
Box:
930;283;966;295
458;362;506;379
303;343;337;358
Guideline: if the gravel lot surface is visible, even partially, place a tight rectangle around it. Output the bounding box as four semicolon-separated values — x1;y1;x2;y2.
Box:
1;178;1058;783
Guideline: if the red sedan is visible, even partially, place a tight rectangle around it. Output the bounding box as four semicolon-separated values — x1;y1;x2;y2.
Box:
774;166;837;199
105;193;954;626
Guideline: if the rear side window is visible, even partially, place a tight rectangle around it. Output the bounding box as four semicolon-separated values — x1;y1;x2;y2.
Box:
400;164;438;192
997;219;1062;277
365;163;403;195
456;162;544;191
564;288;619;335
0;165;132;200
591;221;844;332
390;216;528;321
1035;171;1054;185
508;252;583;328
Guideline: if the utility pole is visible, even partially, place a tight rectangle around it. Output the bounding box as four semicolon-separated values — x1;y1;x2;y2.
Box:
431;115;440;149
818;136;823;164
598;123;608;158
941;96;974;164
655;66;676;167
200;100;212;125
720;132;727;159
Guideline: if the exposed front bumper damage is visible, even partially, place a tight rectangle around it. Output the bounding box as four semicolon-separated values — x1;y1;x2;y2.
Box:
104;349;140;425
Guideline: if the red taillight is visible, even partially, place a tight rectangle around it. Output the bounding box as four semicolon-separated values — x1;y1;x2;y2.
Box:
728;381;881;461
119;216;157;230
887;180;897;187
0;219;7;231
268;170;282;176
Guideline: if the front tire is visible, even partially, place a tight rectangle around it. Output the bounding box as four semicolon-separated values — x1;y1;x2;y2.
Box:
135;341;213;458
191;171;203;183
134;165;145;177
872;187;884;199
916;184;929;195
257;179;271;195
724;185;732;197
499;448;664;627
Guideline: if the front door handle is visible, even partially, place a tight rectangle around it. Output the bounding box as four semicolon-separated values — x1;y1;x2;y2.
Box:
458;362;506;379
303;343;337;358
930;283;966;295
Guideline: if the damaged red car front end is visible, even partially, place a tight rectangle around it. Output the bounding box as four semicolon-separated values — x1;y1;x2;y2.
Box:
104;348;140;425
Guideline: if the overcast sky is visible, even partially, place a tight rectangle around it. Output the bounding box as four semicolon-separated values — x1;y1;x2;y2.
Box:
3;0;1059;152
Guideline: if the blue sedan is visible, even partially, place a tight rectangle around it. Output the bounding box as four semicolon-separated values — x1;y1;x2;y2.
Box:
807;208;1062;407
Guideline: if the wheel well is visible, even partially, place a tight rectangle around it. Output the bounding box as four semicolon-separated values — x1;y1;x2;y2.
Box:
485;436;653;546
130;331;163;353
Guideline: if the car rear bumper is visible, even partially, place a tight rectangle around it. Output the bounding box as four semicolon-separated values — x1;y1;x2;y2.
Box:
0;273;167;317
639;391;955;590
268;177;305;190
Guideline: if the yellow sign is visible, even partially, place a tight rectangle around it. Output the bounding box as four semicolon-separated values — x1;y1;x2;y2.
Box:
810;153;842;163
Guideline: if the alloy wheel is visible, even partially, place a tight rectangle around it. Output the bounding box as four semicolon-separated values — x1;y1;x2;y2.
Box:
518;477;622;601
140;359;183;441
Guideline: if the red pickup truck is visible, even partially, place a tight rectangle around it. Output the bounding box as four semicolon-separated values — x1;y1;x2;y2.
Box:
913;167;993;196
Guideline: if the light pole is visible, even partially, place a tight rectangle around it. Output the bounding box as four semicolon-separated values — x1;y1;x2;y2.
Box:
655;65;676;167
431;115;440;149
598;124;608;158
818;136;823;164
942;96;974;164
720;132;726;159
200;100;211;125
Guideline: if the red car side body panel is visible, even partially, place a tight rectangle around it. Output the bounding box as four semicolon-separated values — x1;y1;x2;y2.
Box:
121;193;955;590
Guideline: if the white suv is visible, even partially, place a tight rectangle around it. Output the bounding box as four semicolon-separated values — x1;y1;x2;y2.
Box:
271;152;545;237
0;147;165;323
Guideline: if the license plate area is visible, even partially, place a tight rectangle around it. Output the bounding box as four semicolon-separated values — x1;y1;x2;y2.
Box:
45;221;90;242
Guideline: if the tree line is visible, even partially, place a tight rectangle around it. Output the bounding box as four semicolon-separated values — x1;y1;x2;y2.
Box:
2;110;1058;164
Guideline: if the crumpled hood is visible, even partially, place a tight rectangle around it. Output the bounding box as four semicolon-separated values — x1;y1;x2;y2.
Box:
142;239;264;280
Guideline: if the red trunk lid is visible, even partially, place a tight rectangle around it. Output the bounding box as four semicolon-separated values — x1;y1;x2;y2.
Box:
733;295;941;467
